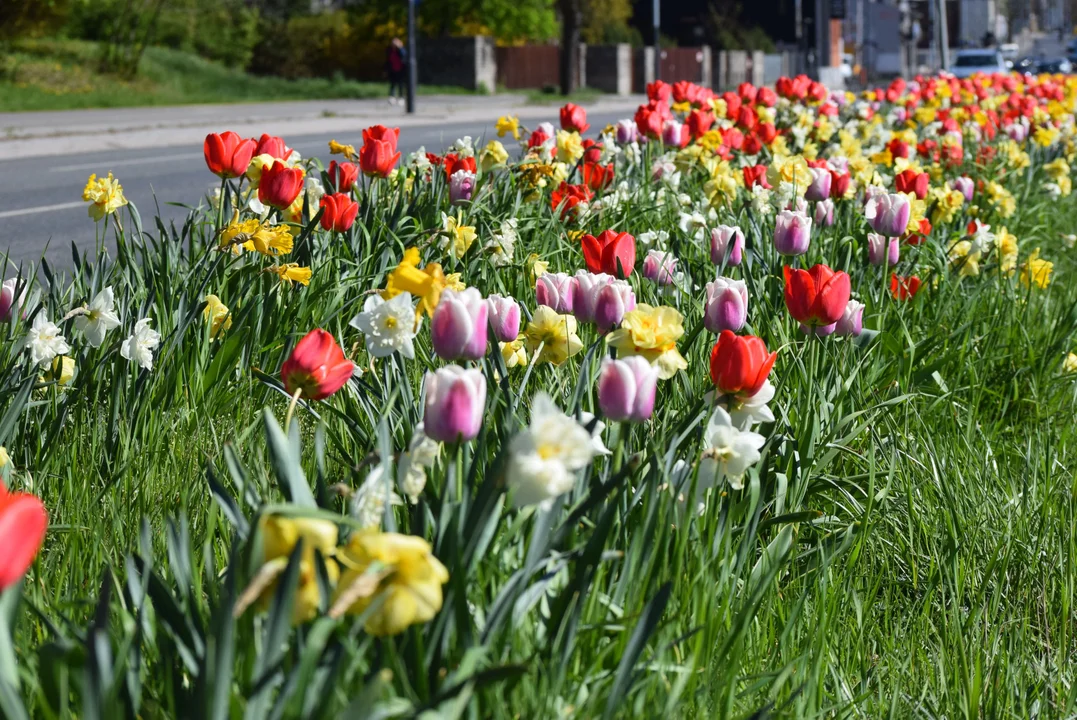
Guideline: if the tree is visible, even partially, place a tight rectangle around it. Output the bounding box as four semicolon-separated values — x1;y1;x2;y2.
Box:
559;0;581;94
580;0;635;45
0;0;69;44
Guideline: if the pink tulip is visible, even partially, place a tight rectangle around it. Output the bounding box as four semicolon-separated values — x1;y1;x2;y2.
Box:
449;169;475;205
486;294;521;343
596;356;659;423
571;271;613;324
774;210;812;256
805;167;832;202
867;233;900;266
703;278;748;334
616;119;639;144
642;250;678;285
835;299;865;336
431;288;488;361
710;225;744;266
0;278;23;322
592;280;636;333
814;199;835;227
953;176;974;202
662;119;688;147
865;192;910;237
423;366;486;443
535;272;576;314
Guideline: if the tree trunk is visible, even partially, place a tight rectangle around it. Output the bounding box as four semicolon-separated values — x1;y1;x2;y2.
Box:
559;0;581;95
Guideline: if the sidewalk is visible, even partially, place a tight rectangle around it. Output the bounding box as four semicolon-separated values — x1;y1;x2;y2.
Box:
0;93;645;160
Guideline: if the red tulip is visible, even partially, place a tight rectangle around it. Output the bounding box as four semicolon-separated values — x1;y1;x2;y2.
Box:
783;264;851;328
686;108;715;139
742;133;763;155
254;133;293;161
319;193;359;232
709;330;777;398
721;91;742;117
442;154;477;182
203;131;256;179
581;161;614;192
756;122;777;145
634;103;666;139
327;160;359;192
550;182;593;221
560;103;590;133
581;139;603;164
755;86;777;107
527;127;551;149
743;164;771;189
581;230;636;278
736;105;758;130
894;168;929;199
887;137;910;159
258;161;304;209
646;80;671;104
890;274;922;300
0;484;48;591
282;329;355;401
359;125;401;177
737;82;757;104
829;171;850;199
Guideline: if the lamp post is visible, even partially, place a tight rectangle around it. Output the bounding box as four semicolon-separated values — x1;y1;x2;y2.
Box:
653;0;660;82
406;0;417;114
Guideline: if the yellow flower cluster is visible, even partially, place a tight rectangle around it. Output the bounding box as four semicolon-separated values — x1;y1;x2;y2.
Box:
82;173;128;221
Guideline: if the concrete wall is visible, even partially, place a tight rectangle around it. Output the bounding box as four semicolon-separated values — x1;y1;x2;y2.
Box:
587;44;632;95
419;36;496;92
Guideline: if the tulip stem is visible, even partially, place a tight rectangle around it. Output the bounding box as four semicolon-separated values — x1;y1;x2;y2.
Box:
216;176;228;235
285;387;303;432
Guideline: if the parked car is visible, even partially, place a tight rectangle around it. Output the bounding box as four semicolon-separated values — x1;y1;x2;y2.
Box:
1000;43;1020;68
1013;55;1043;73
1037;57;1073;74
950;49;1007;78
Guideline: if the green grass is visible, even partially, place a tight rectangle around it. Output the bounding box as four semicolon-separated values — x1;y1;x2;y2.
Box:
2;117;1077;717
525;87;604;105
0;39;473;112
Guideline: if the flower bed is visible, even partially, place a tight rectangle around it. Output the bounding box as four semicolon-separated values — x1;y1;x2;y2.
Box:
2;73;1077;716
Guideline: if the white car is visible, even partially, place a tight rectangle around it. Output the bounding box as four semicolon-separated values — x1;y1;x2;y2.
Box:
950;49;1007;78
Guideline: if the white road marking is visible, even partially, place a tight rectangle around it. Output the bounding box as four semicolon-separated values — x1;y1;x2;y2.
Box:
49;152;199;172
0;201;85;219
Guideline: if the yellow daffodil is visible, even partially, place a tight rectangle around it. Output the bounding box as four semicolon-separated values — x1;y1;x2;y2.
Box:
1064;352;1077;373
254;514;340;625
996;227;1018;275
985;181;1016;218
1045;157;1070;181
1020;248;1053;289
948;240;982;277
527;253;549;283
219;214;294;256
606;304;688;379
524;306;584;365
328;139;357;161
0;446;8;469
441;213;477;259
930;185;965;225
500;337;527;368
495;115;521;140
767;153;812;189
382;247;454;317
203;294;232;338
42;356;76;387
332;530;449;636
555;130;583;164
480;140;509;171
82;173;128;221
708;97;728;119
1033;125;1060;148
245;153;276;188
266;263;312;286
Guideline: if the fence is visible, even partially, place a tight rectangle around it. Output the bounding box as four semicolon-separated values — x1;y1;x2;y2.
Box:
494;44;584;90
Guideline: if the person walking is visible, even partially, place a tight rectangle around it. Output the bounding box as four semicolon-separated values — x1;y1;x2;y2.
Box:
386;38;407;105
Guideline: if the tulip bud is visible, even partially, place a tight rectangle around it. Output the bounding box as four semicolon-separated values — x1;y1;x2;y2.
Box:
0;278;23;323
571;271;613;324
327;160;359;192
709;330;777;399
835;299;865;336
805;167;833;202
319;193;359;233
203;131;257;179
535;272;576;314
449;169;475;205
662;120;688;148
423;366;486;443
774;210;812;256
704;278;748;334
710;225;744;266
431;288;488;361
616;119;639;144
867;233;900;266
486;294;521;343
953;176;974;202
642;250;678;285
258;161;305;210
865;192;911;237
596;356;659;423
593;280;635;333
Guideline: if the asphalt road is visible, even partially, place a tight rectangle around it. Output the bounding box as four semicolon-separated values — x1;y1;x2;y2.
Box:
0;110;628;273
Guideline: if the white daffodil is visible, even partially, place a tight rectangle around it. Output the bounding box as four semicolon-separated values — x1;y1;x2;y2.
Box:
407;146;432;172
120;318;161;370
485;218;517;267
726;380;776;430
73;286;121;347
397;424;441;504
349;292;419;359
506;394;597;508
352;465;403;529
24;312;70;366
304;175;325;207
697;407;765;492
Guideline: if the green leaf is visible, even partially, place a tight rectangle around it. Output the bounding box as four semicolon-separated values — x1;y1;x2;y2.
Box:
603;582;672;720
263;409;316;508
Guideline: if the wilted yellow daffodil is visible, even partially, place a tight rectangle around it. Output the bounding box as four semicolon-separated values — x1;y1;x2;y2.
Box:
203;294;232;338
495;115;521;140
328;139;357;161
219;214;294;256
266;263;312;286
606;304;688;379
82;173;128;221
254;514;339;625
332;530;448;636
1020;248;1053;289
524;306;583;365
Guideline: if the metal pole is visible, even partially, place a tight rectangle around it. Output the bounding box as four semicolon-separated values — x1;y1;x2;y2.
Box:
937;0;949;70
653;0;661;82
406;0;417;114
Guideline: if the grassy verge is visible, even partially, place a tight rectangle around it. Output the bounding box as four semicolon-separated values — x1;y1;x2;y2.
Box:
0;39;474;112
